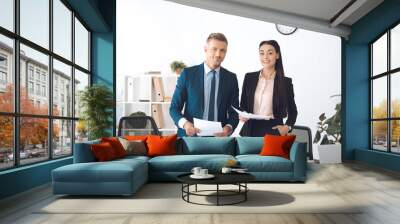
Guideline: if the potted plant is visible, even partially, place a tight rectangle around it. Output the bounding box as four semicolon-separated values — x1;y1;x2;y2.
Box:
170;60;186;75
79;84;114;140
313;95;341;163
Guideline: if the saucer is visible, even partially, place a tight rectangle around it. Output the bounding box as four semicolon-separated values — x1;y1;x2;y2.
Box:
190;174;215;179
232;170;249;174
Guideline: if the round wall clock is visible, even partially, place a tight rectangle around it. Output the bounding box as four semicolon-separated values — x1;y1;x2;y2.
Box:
275;24;297;35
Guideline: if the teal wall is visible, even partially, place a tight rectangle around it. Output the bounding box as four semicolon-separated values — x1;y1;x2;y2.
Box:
0;0;116;200
344;0;400;171
355;149;400;172
0;158;72;199
91;32;115;136
91;0;116;136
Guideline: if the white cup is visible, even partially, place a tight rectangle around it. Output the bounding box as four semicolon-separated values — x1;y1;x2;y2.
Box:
221;167;232;174
191;167;202;176
200;169;208;176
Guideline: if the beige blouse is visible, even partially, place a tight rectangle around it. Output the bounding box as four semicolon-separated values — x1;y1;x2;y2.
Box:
253;72;274;117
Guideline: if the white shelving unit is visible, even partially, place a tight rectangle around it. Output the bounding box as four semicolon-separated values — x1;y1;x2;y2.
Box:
117;72;178;135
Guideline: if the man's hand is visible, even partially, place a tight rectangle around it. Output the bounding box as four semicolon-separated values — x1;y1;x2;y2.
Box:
214;125;232;137
183;121;200;136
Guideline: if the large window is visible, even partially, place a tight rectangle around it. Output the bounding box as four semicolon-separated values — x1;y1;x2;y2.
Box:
371;23;400;153
0;0;91;170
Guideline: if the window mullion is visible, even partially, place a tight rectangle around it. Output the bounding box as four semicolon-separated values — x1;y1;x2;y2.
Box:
48;0;54;160
387;30;391;152
370;45;373;149
71;10;76;154
13;0;20;167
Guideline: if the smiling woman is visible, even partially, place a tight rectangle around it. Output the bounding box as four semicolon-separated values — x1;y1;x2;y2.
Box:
239;40;297;137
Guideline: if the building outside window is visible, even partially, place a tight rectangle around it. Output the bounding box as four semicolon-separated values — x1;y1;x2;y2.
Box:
0;71;7;92
0;54;7;90
54;89;58;103
0;54;6;67
35;83;40;95
35;70;40;81
28;66;34;79
28;81;34;94
41;73;46;83
0;71;6;84
41;85;46;97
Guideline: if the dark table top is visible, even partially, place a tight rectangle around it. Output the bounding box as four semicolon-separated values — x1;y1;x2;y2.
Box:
177;172;255;185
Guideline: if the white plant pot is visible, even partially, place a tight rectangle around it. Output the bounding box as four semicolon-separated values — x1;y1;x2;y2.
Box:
317;144;342;164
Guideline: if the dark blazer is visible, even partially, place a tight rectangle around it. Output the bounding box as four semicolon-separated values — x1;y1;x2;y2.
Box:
169;63;239;137
240;71;298;127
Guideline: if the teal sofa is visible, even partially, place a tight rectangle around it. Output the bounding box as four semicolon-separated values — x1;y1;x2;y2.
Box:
52;137;307;196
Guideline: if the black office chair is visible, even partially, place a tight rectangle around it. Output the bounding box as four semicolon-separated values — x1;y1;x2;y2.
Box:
291;125;313;159
117;116;160;137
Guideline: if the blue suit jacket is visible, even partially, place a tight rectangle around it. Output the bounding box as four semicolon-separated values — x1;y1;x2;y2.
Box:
169;63;239;137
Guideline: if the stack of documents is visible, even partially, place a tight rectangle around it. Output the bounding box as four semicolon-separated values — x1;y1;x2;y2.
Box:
193;118;223;136
230;107;273;137
231;106;273;120
192;107;272;137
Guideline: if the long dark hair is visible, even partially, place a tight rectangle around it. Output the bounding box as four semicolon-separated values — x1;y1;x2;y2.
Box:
259;40;288;115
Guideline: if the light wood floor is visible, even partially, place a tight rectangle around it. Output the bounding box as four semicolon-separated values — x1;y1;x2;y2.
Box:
1;162;400;224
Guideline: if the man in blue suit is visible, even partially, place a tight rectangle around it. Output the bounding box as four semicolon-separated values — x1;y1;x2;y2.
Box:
169;33;239;137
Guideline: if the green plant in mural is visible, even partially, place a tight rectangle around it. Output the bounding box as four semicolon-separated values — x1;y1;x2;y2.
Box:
313;95;341;145
170;60;186;74
79;84;114;140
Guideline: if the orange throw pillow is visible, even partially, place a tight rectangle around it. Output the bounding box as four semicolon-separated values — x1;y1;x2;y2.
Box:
124;135;148;141
146;135;177;157
260;134;296;159
91;142;117;161
101;137;127;158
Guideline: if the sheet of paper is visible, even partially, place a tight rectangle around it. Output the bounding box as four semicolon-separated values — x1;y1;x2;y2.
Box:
232;106;272;120
193;118;223;136
230;121;245;137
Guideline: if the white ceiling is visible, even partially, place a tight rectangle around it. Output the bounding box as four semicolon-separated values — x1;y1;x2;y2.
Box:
165;0;384;38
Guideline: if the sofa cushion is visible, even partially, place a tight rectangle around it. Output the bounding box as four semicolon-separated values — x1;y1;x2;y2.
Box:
119;138;147;156
148;154;235;172
101;137;127;158
147;135;177;157
52;159;147;183
260;135;296;159
236;137;263;155
181;137;235;155
236;155;293;172
91;142;118;161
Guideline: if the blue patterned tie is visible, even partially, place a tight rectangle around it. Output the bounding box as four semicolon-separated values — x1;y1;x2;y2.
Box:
208;70;216;121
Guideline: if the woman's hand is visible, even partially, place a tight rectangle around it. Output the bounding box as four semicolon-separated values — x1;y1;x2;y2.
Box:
239;115;249;122
272;125;290;136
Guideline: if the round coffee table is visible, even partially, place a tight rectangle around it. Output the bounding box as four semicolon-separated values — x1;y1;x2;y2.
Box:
177;172;255;206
